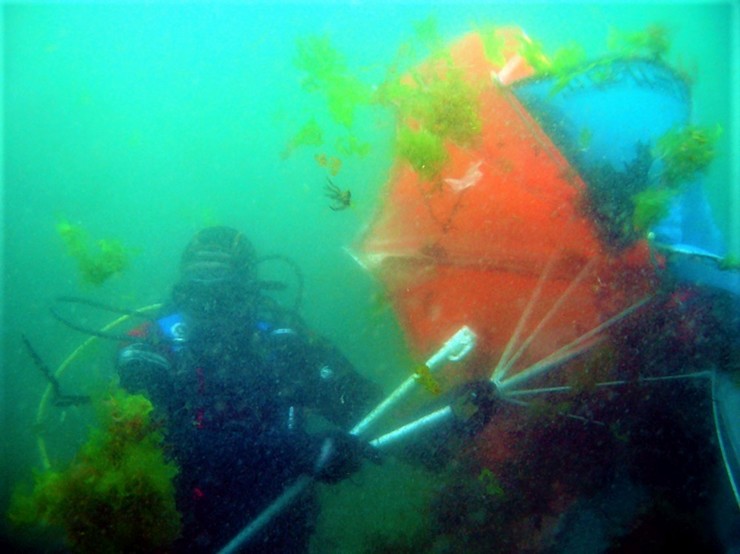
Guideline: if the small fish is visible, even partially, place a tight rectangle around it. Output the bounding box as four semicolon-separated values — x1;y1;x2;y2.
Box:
444;160;483;192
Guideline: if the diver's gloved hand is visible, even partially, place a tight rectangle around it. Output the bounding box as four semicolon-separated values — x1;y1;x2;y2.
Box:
312;431;381;484
450;380;498;437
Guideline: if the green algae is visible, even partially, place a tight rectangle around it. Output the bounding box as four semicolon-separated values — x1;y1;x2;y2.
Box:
530;24;673;97
396;126;448;180
294;34;372;127
413;15;444;53
477;24;507;67
290;21;719;192
548;42;588;92
292;118;324;148
607;24;671;60
292;24;483;181
9;388;181;553
631;187;679;232
411;68;482;146
336;134;371;158
57;220;133;286
386;54;482;179
654;124;721;187
281;117;324;160
516;34;552;74
580;142;653;251
550;42;588;76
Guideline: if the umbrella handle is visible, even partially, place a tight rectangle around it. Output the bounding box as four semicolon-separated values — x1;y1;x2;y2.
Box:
216;475;314;554
219;327;478;552
350;326;477;437
428;326;477;364
217;404;458;554
369;406;454;449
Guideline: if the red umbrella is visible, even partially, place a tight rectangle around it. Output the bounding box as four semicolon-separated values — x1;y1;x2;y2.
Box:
358;30;657;390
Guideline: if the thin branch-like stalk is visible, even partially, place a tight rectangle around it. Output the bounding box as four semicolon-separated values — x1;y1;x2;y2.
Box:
491;254;557;383
503;396;606;426
503;367;711;398
498;257;597;381
498;336;604;392
497;296;652;392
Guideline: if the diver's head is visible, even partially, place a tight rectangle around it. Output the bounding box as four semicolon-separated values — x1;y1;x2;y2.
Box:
173;226;258;321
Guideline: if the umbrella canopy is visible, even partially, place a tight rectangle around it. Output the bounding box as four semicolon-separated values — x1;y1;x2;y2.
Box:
358;30;657;385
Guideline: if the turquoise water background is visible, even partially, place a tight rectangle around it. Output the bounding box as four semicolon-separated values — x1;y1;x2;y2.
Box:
2;2;737;551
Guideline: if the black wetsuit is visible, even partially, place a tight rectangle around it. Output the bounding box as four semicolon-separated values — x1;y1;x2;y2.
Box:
117;310;381;553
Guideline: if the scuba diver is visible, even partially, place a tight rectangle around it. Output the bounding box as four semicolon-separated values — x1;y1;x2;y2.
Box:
117;226;384;552
116;226;496;553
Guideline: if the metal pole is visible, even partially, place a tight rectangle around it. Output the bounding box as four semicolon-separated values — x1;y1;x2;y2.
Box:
218;327;477;553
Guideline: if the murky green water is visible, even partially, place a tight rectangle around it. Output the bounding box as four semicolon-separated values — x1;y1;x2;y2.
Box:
2;2;737;552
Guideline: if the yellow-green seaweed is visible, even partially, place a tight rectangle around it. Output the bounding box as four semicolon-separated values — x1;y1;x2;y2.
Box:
9;387;181;554
281;117;325;160
413;15;444;52
607;24;671;59
719;256;740;271
294;35;371;127
57;220;132;286
411;68;482;146
549;42;588;92
516;34;552;75
335;134;372;158
550;42;587;75
291;118;324;147
292;25;485;180
477;24;507;67
631;186;678;232
396;125;448;180
385;58;482;178
654;124;721;187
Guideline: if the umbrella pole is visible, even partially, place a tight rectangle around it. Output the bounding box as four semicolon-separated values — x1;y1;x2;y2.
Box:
217;475;314;554
491;255;557;383
218;327;477;552
494;258;597;385
498;336;605;393
712;370;740;510
496;296;652;393
369;406;455;449
350;326;477;437
366;370;714;452
505;370;713;397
